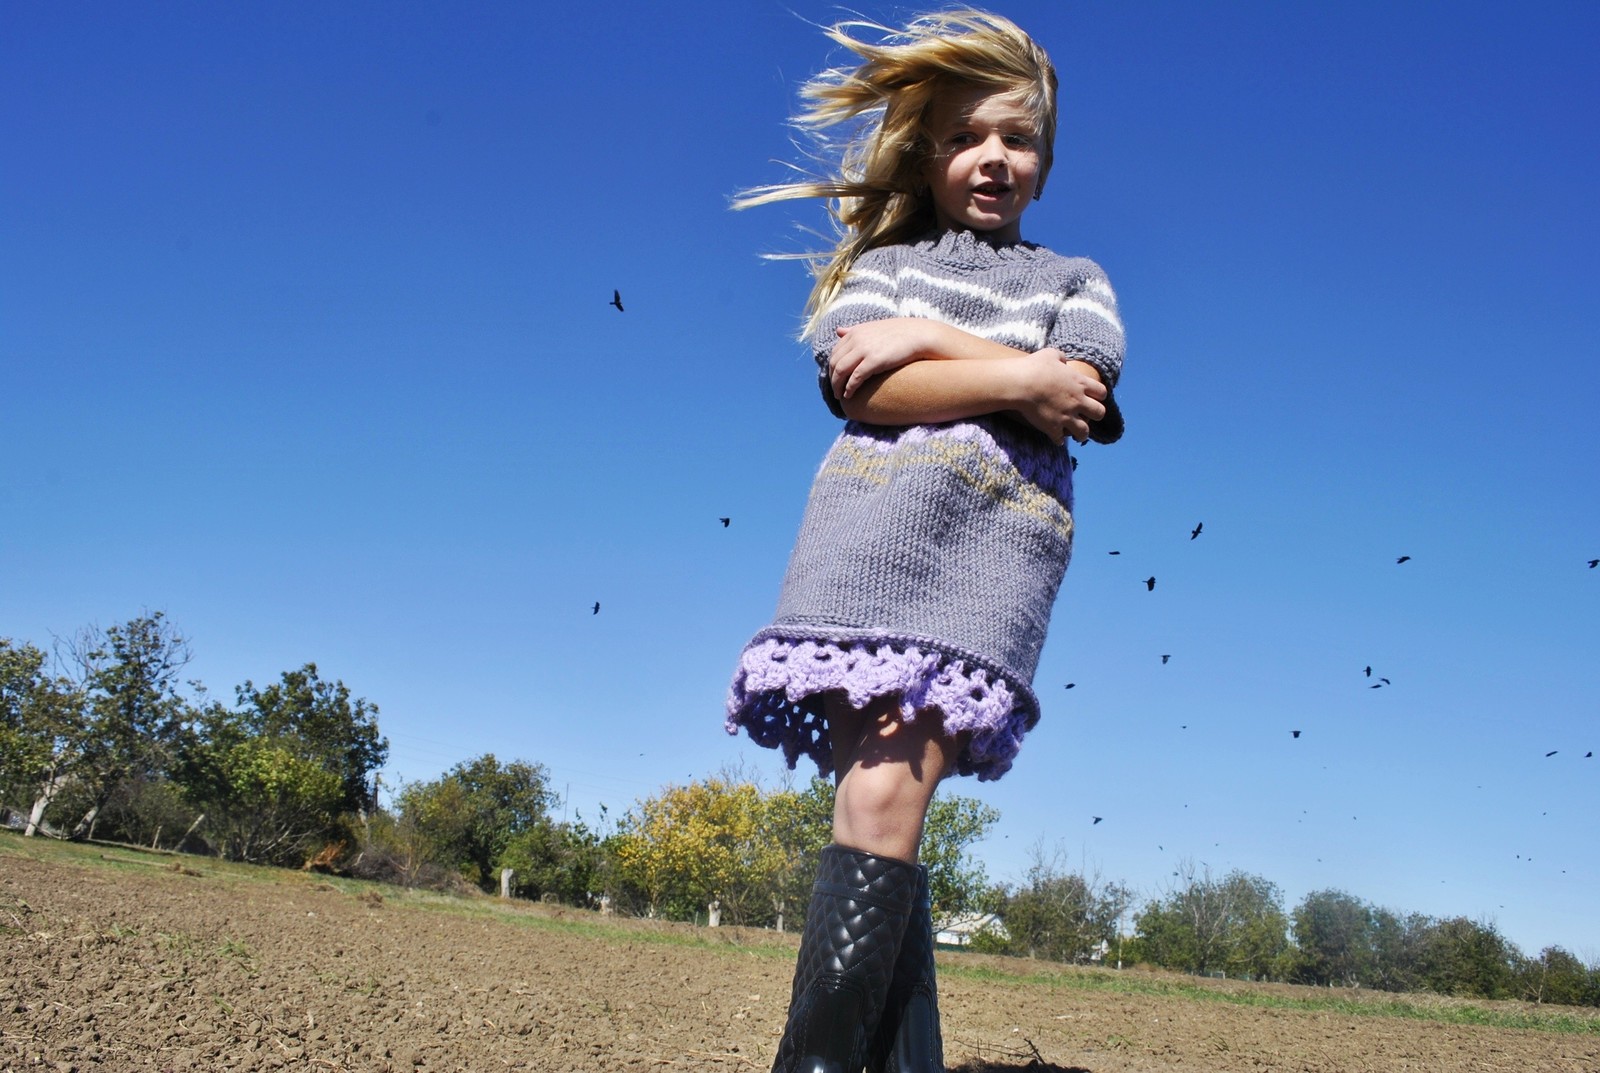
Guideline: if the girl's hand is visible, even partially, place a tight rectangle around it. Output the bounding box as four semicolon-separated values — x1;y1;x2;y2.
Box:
1012;350;1108;446
829;319;943;401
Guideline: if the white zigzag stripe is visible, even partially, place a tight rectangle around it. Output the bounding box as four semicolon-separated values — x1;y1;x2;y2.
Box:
828;260;1123;340
897;266;1059;313
898;265;1123;334
851;268;896;290
829;292;901;317
1056;295;1124;332
896;295;1049;348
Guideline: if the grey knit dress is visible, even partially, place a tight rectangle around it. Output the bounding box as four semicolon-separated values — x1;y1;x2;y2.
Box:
726;229;1125;781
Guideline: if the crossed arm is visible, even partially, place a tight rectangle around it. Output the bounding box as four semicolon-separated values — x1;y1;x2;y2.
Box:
825;317;1108;446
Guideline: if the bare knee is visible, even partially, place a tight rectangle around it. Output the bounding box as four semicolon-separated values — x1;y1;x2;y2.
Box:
831;710;960;862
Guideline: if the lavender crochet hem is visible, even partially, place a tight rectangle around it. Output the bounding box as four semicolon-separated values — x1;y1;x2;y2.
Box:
725;636;1036;782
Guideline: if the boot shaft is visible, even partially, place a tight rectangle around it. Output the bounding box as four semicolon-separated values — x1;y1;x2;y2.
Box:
774;845;920;1073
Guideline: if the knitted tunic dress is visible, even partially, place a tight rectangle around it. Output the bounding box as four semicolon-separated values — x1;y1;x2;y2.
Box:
726;228;1124;781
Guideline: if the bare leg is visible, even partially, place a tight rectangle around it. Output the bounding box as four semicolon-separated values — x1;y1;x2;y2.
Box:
826;694;962;864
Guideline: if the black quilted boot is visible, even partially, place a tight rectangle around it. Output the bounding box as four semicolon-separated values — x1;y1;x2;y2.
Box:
772;844;919;1073
867;865;944;1072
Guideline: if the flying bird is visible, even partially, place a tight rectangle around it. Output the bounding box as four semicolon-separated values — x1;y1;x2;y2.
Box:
1144;576;1156;591
1161;654;1171;664
719;517;730;527
609;289;625;312
1587;752;1593;758
1364;666;1372;677
1108;550;1121;555
1589;559;1598;568
1063;682;1076;689
1190;522;1203;540
591;602;600;615
1545;750;1558;757
1092;816;1103;825
1396;555;1411;564
1292;730;1301;738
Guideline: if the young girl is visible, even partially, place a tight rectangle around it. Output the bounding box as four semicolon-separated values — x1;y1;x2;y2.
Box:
726;11;1124;1071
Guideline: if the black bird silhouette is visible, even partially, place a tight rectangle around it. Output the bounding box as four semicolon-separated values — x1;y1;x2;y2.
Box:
1063;682;1076;689
1545;750;1558;757
1092;816;1103;825
1144;576;1156;591
1108;550;1121;555
1190;522;1203;540
609;289;624;312
1292;730;1302;738
591;602;600;614
1396;555;1411;564
719;517;730;527
1161;654;1171;664
1364;666;1372;677
1069;455;1078;471
1586;752;1593;758
1589;559;1599;568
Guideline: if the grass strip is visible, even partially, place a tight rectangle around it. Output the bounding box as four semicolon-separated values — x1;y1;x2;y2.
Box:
946;961;1600;1035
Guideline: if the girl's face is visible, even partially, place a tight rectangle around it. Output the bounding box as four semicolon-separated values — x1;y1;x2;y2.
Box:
922;84;1043;244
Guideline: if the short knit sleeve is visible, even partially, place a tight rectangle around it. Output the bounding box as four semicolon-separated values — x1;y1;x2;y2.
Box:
809;246;902;418
1043;256;1126;444
1043;257;1124;390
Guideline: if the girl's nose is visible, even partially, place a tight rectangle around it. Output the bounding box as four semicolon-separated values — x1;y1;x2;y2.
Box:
979;134;1009;165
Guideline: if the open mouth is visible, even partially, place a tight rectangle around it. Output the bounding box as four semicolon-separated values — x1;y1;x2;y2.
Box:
972;182;1012;197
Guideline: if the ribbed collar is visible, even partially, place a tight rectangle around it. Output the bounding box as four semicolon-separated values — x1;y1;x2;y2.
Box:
913;227;1048;269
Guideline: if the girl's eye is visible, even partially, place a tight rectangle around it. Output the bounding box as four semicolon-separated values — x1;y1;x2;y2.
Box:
1004;134;1034;149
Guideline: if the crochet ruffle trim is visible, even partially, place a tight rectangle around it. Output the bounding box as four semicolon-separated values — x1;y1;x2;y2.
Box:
725;636;1035;782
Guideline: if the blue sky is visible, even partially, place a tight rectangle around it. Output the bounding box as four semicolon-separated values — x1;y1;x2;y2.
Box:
4;1;1596;957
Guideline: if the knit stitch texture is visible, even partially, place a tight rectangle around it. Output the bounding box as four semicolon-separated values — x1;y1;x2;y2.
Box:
727;229;1124;781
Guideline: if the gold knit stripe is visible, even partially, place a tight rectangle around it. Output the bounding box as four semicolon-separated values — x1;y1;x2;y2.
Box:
820;438;1074;539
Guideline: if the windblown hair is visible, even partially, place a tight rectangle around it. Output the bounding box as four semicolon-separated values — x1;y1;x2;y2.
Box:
737;9;1059;336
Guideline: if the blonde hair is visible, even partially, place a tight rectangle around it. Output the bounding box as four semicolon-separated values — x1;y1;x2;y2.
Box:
737;9;1059;336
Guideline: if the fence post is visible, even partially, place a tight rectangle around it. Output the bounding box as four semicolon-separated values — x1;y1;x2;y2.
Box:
500;868;514;898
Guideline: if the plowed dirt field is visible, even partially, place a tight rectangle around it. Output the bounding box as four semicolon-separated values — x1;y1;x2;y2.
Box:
4;837;1596;1072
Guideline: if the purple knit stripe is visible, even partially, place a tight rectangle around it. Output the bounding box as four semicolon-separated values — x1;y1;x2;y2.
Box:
725;637;1034;782
839;417;1074;508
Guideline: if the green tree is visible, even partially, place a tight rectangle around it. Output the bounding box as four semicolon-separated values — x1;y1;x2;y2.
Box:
760;776;835;932
611;775;782;922
920;792;1000;921
1134;862;1289;979
1290;889;1378;987
233;664;387;816
1369;907;1430;993
210;737;344;863
171;666;386;865
996;843;1132;963
1417;916;1520;999
500;808;609;906
396;754;555;891
58;613;193;840
1518;945;1591;1006
0;639;84;832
